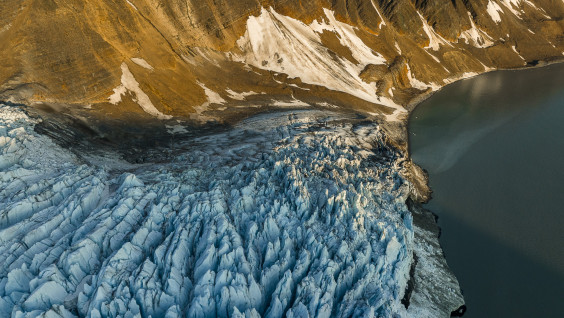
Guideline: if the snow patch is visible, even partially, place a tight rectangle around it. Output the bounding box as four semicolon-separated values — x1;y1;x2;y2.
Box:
0;23;11;34
108;63;172;119
270;98;310;108
394;42;402;55
418;12;452;51
407;64;438;91
425;51;442;64
487;1;504;23
459;12;495;48
125;0;138;11
108;85;126;105
226;89;257;101
317;102;339;108
511;45;526;63
233;7;405;118
194;82;226;115
524;0;551;18
130;58;154;70
500;0;524;17
199;83;226;105
370;0;387;29
444;71;480;85
314;9;387;65
385;108;408;122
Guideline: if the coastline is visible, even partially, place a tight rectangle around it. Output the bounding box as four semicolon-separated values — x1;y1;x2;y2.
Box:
405;59;564;317
392;56;564;317
405;56;564;148
398;56;564;205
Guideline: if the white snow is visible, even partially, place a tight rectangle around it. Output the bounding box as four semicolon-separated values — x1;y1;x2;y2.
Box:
394;42;402;54
417;12;452;51
226;89;258;101
511;45;526;62
270;98;310;107
130;57;154;70
199;82;226;105
108;63;172;119
487;1;504;23
459;12;495;48
287;83;310;91
384;108;408;122
443;71;480;84
460;72;480;79
370;0;387;29
234;7;405;118
108;85;126;105
523;0;551;18
194;82;226;115
500;0;523;17
125;0;138;11
480;61;495;72
315;9;387;65
0;105;443;317
317;102;339;108
407;64;439;91
425;50;442;64
0;23;11;34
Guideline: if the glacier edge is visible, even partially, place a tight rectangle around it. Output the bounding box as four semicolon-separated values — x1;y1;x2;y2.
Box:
0;104;463;317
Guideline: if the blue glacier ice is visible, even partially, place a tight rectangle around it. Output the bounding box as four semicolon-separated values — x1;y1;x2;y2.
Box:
0;104;462;317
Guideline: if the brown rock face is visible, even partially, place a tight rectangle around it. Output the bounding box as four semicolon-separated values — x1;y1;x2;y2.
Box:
0;0;563;123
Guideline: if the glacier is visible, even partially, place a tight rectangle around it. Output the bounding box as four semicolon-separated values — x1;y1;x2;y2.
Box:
0;104;463;317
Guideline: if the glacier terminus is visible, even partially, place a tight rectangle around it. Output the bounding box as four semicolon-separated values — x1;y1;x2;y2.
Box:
0;104;463;317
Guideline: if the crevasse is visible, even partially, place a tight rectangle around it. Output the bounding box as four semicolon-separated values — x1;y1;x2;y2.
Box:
0;105;425;317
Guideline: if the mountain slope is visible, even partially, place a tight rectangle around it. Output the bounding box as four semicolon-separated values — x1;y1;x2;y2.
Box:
1;0;563;123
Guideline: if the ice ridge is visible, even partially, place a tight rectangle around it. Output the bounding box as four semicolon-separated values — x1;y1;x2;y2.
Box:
0;105;420;317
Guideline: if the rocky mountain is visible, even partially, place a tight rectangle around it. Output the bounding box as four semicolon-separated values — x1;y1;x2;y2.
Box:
1;0;563;126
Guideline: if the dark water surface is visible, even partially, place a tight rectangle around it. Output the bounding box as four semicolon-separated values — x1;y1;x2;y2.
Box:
409;63;564;318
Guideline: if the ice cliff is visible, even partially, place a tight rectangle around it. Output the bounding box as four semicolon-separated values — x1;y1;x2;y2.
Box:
0;104;462;317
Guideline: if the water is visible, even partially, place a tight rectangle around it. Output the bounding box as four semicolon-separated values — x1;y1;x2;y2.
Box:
3;106;443;316
409;63;564;318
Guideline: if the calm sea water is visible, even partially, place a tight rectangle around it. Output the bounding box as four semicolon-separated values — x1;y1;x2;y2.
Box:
409;63;564;318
